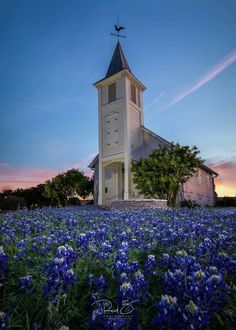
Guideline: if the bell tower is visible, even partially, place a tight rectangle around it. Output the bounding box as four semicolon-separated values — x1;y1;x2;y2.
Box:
94;41;146;206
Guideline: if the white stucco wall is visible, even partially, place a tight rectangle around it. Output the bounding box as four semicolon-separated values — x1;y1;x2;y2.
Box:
183;169;215;206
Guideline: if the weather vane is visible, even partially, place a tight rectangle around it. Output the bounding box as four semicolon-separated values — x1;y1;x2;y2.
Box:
111;18;126;41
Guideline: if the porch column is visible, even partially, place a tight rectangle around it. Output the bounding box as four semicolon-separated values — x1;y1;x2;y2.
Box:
124;159;131;200
98;160;104;205
115;164;119;199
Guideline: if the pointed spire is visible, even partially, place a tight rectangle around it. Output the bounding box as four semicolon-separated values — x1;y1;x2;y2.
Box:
105;42;131;78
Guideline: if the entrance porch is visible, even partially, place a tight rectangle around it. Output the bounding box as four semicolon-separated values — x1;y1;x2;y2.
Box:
101;161;125;207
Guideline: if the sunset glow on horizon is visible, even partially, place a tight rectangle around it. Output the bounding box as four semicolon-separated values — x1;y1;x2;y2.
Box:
1;159;235;197
215;183;236;197
0;162;93;192
207;157;236;197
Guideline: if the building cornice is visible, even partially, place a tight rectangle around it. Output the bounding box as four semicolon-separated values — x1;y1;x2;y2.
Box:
93;69;146;91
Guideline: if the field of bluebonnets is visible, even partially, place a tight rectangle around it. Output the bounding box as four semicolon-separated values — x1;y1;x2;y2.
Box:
0;206;236;330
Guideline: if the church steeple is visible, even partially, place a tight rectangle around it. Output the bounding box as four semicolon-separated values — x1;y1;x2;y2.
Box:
93;37;146;206
105;42;131;78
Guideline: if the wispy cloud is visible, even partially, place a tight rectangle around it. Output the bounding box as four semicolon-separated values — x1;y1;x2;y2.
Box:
206;157;236;196
165;49;236;109
145;92;165;111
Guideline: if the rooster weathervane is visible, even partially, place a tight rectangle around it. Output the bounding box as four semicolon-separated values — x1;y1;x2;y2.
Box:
111;18;126;41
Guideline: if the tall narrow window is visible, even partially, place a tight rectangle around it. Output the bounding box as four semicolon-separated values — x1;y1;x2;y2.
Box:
101;87;106;105
131;84;136;104
108;83;116;103
137;89;141;107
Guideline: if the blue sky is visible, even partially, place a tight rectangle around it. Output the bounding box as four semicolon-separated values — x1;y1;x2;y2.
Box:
0;0;236;195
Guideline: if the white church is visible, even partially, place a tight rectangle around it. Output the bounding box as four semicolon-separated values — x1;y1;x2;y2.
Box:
89;41;218;207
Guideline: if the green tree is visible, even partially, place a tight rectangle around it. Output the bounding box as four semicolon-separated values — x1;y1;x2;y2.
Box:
44;169;93;206
131;143;203;207
15;185;51;208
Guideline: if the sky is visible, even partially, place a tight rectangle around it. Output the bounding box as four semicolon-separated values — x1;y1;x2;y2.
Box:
0;0;236;196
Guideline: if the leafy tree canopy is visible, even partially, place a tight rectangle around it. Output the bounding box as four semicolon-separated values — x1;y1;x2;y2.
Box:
0;169;93;209
44;169;93;206
131;143;203;207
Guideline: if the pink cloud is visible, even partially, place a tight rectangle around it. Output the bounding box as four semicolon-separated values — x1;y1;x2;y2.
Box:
166;49;236;109
0;181;50;191
0;156;95;191
0;163;58;191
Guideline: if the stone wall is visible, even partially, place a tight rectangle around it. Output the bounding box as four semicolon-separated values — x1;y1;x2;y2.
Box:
111;199;167;210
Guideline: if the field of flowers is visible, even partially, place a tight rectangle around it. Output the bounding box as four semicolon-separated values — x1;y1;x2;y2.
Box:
0;206;236;329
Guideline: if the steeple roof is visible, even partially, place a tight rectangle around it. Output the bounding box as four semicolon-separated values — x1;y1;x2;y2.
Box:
105;41;131;78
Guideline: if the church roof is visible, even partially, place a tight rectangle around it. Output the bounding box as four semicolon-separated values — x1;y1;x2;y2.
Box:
142;126;172;146
200;164;218;176
88;154;98;169
93;41;146;90
105;41;131;78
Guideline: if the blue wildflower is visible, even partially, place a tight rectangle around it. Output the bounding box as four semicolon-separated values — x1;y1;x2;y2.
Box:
144;254;156;276
0;312;8;330
0;246;8;282
154;295;182;329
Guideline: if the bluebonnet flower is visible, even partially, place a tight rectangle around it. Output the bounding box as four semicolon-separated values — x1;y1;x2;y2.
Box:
116;242;129;263
88;273;109;306
56;244;77;264
193;269;206;281
133;270;148;300
182;300;208;329
97;241;113;259
114;260;131;274
0;312;7;330
212;252;236;274
76;233;89;251
101;317;126;330
162;253;170;267
119;281;135;301
119;272;129;283
31;242;38;251
90;309;126;330
44;245;77;303
164;269;185;296
114;242;131;275
130;260;139;272
87;273;94;285
18;274;33;293
154;295;182;329
197;237;215;259
91;275;108;290
0;246;8;282
33;322;41;330
144;254;156;276
172;252;201;273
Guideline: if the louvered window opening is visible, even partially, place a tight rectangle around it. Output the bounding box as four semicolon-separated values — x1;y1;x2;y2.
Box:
108;83;116;103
